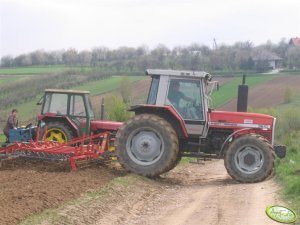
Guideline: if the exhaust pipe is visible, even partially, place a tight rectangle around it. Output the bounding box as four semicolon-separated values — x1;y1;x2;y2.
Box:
237;74;248;112
100;98;105;120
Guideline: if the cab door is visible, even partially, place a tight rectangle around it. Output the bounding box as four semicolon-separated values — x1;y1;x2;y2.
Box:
69;94;90;136
165;78;208;137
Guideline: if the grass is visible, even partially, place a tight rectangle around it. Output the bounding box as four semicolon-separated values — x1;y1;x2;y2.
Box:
251;101;300;222
0;76;27;85
210;75;275;108
275;131;300;223
0;65;90;75
75;75;144;95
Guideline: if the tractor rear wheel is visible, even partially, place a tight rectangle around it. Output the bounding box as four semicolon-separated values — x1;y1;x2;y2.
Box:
116;114;179;177
43;122;74;144
224;134;275;183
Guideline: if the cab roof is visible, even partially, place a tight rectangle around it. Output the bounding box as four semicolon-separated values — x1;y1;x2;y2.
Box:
45;89;90;94
145;69;211;80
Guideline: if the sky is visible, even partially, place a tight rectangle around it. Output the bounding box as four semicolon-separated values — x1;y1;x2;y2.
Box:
0;0;299;57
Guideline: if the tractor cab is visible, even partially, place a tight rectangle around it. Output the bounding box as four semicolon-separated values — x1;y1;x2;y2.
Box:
39;89;94;141
144;69;212;137
38;89;122;143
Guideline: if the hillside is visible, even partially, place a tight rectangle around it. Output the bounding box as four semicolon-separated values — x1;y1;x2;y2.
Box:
0;74;144;132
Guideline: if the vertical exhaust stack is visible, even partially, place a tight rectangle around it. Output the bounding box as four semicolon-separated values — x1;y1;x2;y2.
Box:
100;98;105;120
237;74;248;112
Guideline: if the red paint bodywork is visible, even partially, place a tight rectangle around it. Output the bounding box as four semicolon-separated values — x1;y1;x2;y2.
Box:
38;114;123;135
208;110;275;142
209;110;274;128
89;120;123;132
38;113;80;136
131;105;275;142
130;104;189;137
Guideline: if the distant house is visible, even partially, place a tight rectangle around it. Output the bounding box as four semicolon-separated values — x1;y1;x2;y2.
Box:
253;50;282;70
289;37;300;47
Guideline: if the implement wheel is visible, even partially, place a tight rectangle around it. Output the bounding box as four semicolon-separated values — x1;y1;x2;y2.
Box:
116;114;179;177
44;122;74;144
224;134;275;183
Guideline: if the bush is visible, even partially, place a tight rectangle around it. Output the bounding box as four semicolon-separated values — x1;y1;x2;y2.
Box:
119;76;132;103
106;95;132;122
283;87;293;104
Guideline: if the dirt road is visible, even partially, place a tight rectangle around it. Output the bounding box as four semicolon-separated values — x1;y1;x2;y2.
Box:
40;160;285;225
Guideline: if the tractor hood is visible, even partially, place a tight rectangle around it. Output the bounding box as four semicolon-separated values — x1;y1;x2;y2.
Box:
208;110;275;130
90;120;123;132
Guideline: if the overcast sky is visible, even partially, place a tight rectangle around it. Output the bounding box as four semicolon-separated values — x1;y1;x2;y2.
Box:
0;0;299;57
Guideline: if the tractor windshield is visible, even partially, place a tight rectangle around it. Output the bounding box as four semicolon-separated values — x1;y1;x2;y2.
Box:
43;93;68;115
166;79;204;120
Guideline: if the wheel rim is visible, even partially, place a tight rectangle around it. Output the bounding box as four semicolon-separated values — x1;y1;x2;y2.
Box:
46;128;67;144
126;127;164;166
234;145;264;174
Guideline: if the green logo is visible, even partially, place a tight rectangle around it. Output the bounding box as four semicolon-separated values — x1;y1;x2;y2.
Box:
266;205;297;224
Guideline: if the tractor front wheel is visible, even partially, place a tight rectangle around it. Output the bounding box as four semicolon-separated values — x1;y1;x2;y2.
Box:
116;114;179;177
43;122;74;144
224;134;275;183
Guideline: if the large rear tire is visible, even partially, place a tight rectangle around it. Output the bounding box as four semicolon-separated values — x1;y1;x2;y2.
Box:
43;122;74;144
116;114;179;177
224;134;275;183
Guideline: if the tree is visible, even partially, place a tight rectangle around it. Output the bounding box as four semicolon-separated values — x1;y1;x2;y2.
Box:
62;48;78;65
78;50;92;65
30;50;46;65
1;55;13;67
286;46;300;69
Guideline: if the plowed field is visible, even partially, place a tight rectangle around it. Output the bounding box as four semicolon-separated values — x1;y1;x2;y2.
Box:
221;75;300;111
0;160;119;225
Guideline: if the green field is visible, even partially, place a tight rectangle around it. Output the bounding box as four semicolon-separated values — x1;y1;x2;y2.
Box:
0;76;28;85
0;65;94;75
0;75;145;124
75;76;144;94
210;75;275;108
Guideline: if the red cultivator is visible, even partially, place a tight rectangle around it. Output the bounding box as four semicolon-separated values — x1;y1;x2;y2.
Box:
0;129;112;171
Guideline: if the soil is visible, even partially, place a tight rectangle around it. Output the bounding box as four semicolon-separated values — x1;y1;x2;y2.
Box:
0;160;120;225
38;160;285;225
221;75;300;111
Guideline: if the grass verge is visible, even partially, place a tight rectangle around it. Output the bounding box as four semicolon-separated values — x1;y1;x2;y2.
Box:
275;131;300;223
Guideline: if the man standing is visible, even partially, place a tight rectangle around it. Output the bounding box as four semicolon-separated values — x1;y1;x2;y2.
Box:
3;109;18;142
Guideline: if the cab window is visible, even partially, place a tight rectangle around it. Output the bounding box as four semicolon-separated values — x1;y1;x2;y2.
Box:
166;79;203;120
43;93;68;115
70;95;86;117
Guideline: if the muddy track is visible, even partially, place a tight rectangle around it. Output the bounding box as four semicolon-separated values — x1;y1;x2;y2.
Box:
35;160;285;225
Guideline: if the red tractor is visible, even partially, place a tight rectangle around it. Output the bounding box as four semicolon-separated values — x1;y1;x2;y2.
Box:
115;69;286;183
37;89;122;143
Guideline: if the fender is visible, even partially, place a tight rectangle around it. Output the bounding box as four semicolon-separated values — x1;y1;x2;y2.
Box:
38;113;80;137
218;128;253;157
130;104;188;138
